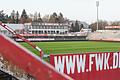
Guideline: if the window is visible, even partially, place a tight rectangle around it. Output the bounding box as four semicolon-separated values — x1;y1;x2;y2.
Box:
42;26;44;29
48;31;50;34
32;26;34;29
56;31;59;34
36;26;39;29
65;31;68;34
44;31;47;34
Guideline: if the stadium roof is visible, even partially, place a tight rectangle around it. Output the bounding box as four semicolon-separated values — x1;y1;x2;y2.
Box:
0;24;24;30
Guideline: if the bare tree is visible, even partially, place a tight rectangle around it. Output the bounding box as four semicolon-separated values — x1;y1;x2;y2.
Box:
42;15;49;22
110;21;120;26
90;20;108;32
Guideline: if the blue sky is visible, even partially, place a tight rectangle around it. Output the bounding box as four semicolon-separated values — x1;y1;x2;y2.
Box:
0;0;120;24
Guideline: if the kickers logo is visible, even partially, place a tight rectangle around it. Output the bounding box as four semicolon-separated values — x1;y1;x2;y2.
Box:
50;52;120;80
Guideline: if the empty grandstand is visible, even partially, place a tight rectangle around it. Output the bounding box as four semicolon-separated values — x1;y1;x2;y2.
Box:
87;26;120;41
13;33;87;42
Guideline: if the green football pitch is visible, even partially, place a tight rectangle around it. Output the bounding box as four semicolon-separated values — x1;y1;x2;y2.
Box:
20;41;120;56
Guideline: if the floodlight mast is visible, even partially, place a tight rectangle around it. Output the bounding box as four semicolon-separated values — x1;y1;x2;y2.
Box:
96;1;99;31
0;21;44;58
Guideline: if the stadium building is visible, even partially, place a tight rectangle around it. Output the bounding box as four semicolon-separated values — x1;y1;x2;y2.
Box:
24;22;69;34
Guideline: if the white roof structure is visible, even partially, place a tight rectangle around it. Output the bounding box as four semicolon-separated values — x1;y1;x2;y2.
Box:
0;24;24;30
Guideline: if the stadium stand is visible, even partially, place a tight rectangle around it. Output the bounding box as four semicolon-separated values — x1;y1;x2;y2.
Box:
87;30;120;41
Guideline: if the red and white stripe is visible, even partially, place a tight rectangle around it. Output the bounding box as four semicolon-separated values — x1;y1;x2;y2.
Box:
0;21;44;58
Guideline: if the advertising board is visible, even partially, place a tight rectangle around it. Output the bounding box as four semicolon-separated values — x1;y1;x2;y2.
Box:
50;52;120;80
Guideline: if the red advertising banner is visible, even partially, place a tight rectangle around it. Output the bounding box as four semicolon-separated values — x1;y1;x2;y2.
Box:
50;52;120;80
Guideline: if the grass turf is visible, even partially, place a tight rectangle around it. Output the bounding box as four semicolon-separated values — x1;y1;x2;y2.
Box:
20;41;120;56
